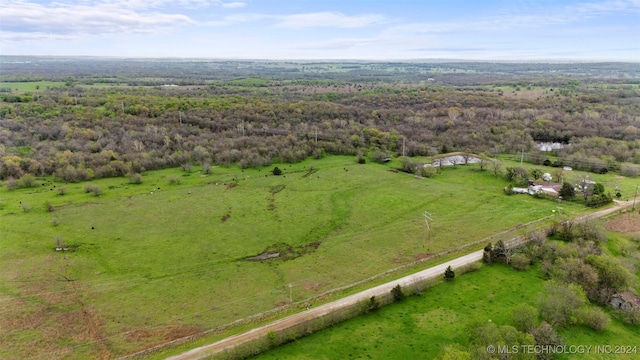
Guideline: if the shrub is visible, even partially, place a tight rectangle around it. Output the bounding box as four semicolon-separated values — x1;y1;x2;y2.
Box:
444;265;455;281
559;182;575;200
83;184;102;197
5;178;17;190
620;164;639;177
418;166;437;178
457;261;481;275
202;162;212;174
400;157;419;173
539;283;587;327
128;172;143;184
621;308;640;325
580;307;610;331
19;173;38;188
504;184;514;195
531;322;563;354
44;201;54;212
54;235;65;249
511;254;530;270
272;166;282;175
367;296;379;312
391;284;405;301
21;203;31;212
511;304;538;332
57;187;67;196
483;243;493;264
370;150;390;164
51;217;59;226
167;175;181;185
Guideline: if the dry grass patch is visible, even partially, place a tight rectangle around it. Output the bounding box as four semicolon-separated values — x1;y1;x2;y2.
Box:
605;213;640;233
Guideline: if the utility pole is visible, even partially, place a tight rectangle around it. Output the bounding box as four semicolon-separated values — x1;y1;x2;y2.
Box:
288;283;293;303
423;211;432;250
633;184;639;211
402;137;406;157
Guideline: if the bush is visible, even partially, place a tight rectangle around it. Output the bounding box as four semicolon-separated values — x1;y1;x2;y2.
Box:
167;175;181;185
539;283;587;327
44;201;54;212
19;173;38;188
128;172;143;184
621;308;640;325
21;203;31;212
202;162;212;174
511;303;538;332
620;164;639;177
585;193;613;208
367;296;379;312
418;166;437;178
444;265;455;281
272;166;282;175
504;184;514;195
5;178;17;190
559;182;575;200
511;254;530;270
370;150;390;164
391;284;405;301
457;261;481;275
57;187;67;196
580;307;610;331
531;322;563;355
83;184;103;197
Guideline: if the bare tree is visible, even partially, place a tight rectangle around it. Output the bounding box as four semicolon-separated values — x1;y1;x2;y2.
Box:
492;160;502;177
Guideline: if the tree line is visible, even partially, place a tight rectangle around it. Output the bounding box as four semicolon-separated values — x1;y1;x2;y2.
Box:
1;64;639;183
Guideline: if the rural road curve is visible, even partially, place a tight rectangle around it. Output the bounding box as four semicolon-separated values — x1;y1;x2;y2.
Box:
166;200;634;360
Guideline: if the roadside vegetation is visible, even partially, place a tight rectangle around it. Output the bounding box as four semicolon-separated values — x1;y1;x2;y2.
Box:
253;213;640;360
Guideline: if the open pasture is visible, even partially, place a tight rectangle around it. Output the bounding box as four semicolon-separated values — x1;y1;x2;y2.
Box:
0;156;590;358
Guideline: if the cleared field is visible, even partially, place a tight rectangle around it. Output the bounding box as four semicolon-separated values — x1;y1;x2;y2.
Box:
0;81;66;91
0;156;613;358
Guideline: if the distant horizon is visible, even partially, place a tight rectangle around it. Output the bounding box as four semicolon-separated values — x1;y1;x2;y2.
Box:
2;54;639;64
1;1;638;62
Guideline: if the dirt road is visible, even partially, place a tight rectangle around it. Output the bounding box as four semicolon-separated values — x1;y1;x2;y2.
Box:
166;200;634;360
167;251;483;360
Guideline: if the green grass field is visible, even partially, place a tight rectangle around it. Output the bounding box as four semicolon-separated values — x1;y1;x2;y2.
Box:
0;81;66;91
0;156;633;358
253;263;640;360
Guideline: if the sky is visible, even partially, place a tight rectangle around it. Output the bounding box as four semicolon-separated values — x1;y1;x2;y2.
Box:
1;0;639;61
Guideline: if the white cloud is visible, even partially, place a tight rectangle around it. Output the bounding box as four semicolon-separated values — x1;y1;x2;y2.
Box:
1;1;194;36
220;1;246;9
0;0;246;40
275;12;385;29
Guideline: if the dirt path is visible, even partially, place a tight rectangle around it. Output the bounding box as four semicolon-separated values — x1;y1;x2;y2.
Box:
166;201;635;360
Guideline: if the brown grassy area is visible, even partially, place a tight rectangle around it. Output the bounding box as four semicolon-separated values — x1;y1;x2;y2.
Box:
605;213;640;234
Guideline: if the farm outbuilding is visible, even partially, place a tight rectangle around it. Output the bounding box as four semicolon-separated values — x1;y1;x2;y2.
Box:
610;291;640;312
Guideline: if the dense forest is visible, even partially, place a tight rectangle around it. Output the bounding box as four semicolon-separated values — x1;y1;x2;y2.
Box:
1;57;639;183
